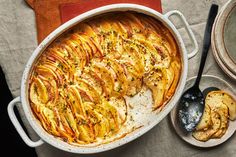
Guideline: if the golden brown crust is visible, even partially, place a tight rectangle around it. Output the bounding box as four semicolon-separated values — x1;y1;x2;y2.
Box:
195;104;212;131
192;110;221;142
206;91;236;120
28;12;181;145
193;90;236;141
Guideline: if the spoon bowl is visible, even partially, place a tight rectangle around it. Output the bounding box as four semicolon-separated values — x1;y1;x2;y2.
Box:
178;86;204;132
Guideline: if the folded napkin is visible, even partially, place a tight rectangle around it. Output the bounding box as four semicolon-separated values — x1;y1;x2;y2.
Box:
26;0;162;44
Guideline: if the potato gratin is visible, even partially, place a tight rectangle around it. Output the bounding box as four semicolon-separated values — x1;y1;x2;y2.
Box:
193;90;236;142
29;12;181;145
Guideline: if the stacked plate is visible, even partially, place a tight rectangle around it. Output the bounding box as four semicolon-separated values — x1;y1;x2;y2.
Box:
212;0;236;80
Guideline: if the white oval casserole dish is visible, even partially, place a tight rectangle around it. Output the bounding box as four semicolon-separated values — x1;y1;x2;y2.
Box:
7;4;198;154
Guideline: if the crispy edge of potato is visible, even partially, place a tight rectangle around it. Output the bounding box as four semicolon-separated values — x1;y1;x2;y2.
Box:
192;110;221;142
211;103;229;138
207;90;236;121
195;104;212;131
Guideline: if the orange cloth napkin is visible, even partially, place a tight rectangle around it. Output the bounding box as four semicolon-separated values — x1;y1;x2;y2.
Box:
60;0;162;23
26;0;162;44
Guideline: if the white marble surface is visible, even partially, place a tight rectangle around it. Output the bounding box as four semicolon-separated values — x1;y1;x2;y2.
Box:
1;0;236;157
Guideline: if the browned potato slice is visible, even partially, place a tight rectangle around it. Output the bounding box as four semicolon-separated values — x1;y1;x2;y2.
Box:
192;110;221;142
95;101;120;132
40;107;60;136
165;60;181;100
81;68;103;95
86;66;111;98
38;60;66;85
163;67;174;96
78;125;94;143
101;99;121;127
47;48;72;73
73;33;99;58
83;102;110;138
92;111;110;138
121;63;142;97
108;97;127;124
63;39;87;70
211;103;229;138
120;13;146;40
67;86;86;117
63;108;80;138
206;91;236;120
89;61;115;98
93;19;120;57
52;107;78;142
72;23;103;57
196;104;212;131
144;69;166;109
30;78;49;105
35;65;57;82
74;78;101;104
205;91;230;138
32;66;59;105
71;34;93;61
221;92;236;120
110;42;143;97
136;38;170;69
102;58;128;96
75;23;100;46
140;15;178;58
121;41;145;76
54;48;77;76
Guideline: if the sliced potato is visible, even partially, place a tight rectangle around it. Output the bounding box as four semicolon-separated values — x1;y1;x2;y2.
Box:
143;68;166;109
93;58;128;96
83;102;110;138
206;91;236;120
89;62;115;98
64;39;87;70
75;78;101;104
122;41;145;75
165;60;181;100
108;96;127;124
211;103;229;138
78;125;94;143
192;110;221;142
67;86;86;117
81;68;103;95
64;108;80;138
30;78;49;105
124;67;142;97
196;104;212;131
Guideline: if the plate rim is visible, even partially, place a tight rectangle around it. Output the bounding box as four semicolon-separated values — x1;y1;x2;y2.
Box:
213;0;236;75
211;9;236;81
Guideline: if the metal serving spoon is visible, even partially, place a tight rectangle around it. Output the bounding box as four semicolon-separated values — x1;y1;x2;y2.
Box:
178;4;219;132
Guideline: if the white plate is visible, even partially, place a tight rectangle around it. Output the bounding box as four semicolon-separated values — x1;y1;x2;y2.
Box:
212;0;236;79
212;24;236;80
170;75;236;147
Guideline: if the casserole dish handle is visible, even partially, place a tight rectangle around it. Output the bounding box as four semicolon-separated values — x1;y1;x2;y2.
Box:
7;96;44;147
164;10;198;59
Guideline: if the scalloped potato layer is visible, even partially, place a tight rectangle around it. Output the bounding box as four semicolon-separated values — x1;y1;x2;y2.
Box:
193;90;236;141
29;12;181;145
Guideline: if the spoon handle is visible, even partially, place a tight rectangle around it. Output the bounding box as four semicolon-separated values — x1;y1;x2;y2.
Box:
194;4;218;87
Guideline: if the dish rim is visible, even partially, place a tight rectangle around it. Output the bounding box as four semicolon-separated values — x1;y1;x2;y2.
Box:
17;4;189;154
